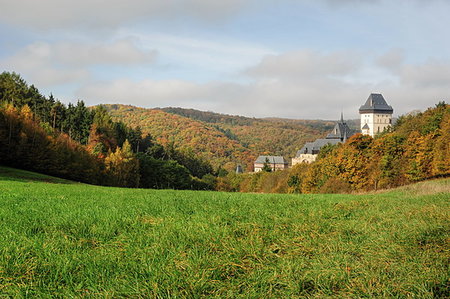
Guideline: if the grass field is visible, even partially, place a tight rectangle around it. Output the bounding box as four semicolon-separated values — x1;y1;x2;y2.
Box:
0;166;449;297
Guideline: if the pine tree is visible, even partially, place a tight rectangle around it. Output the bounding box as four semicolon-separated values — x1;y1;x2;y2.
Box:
262;157;272;172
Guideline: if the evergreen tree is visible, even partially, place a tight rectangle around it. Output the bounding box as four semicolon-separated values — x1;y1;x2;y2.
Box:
262;157;273;172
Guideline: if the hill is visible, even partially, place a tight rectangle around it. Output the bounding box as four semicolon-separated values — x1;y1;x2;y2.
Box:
217;102;450;194
0;166;448;297
0;72;219;190
104;104;335;170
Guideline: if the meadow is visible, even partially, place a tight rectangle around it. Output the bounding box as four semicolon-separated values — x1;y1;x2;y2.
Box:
0;166;448;297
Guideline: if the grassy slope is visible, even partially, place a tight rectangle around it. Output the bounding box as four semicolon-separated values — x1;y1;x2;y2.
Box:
0;167;448;297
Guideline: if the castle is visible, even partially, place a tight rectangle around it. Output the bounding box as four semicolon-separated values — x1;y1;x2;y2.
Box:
292;93;393;166
359;93;393;137
292;113;354;165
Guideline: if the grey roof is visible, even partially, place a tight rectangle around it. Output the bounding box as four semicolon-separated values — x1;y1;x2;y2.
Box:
359;93;393;114
296;113;354;156
296;139;341;156
326;119;354;141
362;123;370;130
255;155;287;164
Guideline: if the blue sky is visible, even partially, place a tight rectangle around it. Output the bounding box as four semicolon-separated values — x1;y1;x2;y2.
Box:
1;0;449;119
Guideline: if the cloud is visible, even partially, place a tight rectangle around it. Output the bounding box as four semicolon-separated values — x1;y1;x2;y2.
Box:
75;49;449;120
376;49;405;72
0;39;156;87
75;77;367;120
53;39;157;66
77;79;210;107
245;50;362;81
376;51;450;89
399;60;450;89
0;0;252;30
3;39;156;67
133;32;274;74
0;42;89;86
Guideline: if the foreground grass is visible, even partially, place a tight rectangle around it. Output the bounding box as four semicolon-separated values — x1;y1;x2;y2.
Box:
0;167;449;297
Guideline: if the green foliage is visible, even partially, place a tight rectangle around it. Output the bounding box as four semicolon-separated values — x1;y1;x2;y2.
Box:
0;72;214;190
261;157;272;172
137;154;191;189
216;166;229;177
0;72;53;123
166;146;214;178
0;167;448;297
316;143;338;160
62;101;93;144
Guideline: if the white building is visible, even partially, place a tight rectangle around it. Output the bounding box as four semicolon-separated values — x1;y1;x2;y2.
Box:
359;94;393;137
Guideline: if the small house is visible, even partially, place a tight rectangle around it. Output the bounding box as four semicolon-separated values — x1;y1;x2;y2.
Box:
254;156;288;172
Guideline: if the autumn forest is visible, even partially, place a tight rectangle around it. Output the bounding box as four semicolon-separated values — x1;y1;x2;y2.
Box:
0;71;449;193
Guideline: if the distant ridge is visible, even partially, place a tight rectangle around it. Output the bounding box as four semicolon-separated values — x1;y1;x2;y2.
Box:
104;104;334;171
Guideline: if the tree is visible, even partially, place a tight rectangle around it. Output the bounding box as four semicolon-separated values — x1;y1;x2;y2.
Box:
262;157;272;172
105;140;140;187
137;153;191;189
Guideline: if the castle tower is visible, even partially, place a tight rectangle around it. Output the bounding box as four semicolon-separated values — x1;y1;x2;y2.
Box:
359;93;393;137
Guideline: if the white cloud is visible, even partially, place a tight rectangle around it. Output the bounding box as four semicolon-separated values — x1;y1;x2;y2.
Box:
53;39;157;66
131;32;275;75
376;51;450;89
246;50;362;81
0;39;156;87
0;42;89;87
77;79;210;107
376;49;405;72
75;49;449;119
3;39;156;67
0;0;253;30
399;60;450;89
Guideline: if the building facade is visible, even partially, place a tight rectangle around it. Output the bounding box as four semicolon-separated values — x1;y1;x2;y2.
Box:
359;93;393;137
254;155;288;172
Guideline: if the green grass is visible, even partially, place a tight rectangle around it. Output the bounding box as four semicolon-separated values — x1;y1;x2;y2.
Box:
0;166;449;297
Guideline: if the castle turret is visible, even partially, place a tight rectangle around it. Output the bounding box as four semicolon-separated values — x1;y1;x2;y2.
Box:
359;93;393;137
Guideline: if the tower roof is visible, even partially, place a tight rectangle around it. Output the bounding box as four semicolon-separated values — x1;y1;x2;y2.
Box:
359;93;393;114
326;113;354;141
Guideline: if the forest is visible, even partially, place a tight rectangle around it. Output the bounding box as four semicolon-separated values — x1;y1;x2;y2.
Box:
105;104;333;171
0;72;215;190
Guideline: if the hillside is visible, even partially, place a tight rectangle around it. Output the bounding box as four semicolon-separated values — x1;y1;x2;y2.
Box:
105;104;334;170
216;102;450;194
0;72;220;190
161;107;339;158
0;166;448;297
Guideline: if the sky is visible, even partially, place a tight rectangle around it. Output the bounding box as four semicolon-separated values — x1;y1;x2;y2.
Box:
1;0;449;120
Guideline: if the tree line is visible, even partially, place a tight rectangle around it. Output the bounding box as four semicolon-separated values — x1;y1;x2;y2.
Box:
0;72;215;189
